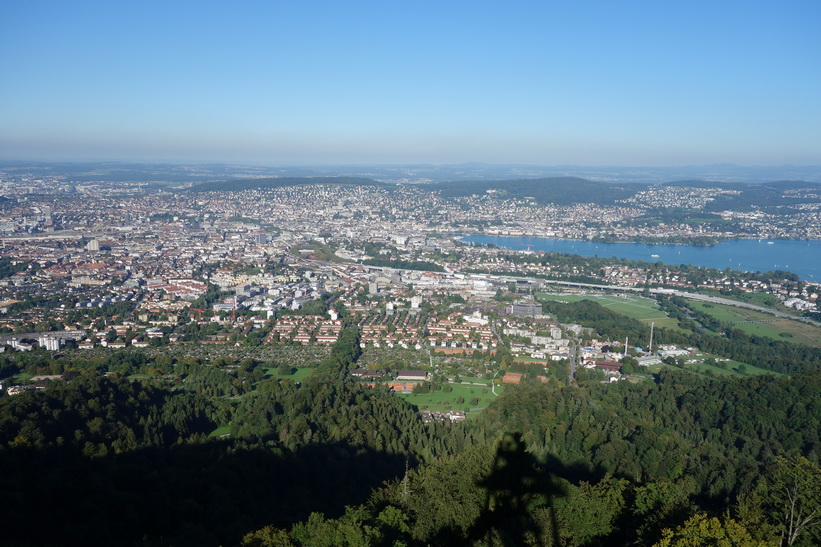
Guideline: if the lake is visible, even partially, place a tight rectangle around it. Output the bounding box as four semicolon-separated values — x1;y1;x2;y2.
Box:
461;236;821;281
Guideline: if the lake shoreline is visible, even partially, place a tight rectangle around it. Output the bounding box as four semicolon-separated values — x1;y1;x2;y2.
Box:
461;235;820;280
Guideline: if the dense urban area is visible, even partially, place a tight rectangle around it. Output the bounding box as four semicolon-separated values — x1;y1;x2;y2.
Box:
1;165;820;546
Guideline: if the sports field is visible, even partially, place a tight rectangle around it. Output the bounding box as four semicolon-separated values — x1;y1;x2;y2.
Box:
397;382;502;416
689;301;821;347
537;293;682;331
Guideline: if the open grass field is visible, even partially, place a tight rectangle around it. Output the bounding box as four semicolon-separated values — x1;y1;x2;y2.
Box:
645;355;781;379
208;425;231;438
684;357;780;378
537;293;683;331
719;291;783;308
397;382;502;416
698;289;792;311
263;366;315;382
690;301;774;323
690;301;821;347
126;374;151;380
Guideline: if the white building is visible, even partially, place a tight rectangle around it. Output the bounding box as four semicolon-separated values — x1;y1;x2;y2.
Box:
39;336;63;352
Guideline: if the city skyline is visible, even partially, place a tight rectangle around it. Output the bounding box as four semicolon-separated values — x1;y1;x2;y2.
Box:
2;1;820;166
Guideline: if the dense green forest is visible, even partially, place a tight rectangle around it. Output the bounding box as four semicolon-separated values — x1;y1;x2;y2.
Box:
0;299;819;546
1;348;819;545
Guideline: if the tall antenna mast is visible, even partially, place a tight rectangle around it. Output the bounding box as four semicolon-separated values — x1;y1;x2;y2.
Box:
649;322;655;354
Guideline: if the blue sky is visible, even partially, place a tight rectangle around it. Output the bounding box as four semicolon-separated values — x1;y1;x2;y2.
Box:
2;0;820;166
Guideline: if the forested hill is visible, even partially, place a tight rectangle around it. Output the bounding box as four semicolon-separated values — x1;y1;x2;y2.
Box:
0;357;819;544
187;176;388;193
664;179;821;211
429;177;634;205
666;179;820;190
429;177;821;209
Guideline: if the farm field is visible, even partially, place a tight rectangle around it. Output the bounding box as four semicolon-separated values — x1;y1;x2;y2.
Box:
690;301;821;347
537;293;683;331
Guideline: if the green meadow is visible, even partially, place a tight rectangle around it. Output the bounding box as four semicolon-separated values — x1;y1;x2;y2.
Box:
690;301;821;347
537;293;683;331
208;425;231;438
263;366;316;382
397;382;502;416
644;355;781;379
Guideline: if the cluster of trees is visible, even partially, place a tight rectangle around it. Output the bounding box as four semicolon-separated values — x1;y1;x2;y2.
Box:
0;366;474;545
189;282;224;310
540;298;651;348
0;257;29;278
244;369;821;545
0;374;220;455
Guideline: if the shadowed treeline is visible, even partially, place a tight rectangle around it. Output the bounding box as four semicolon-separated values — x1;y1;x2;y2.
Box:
0;439;407;546
472;432;566;547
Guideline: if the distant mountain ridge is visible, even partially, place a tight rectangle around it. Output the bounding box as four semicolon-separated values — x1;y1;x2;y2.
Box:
664;179;820;190
2;161;819;185
187;177;388;192
430;177;633;205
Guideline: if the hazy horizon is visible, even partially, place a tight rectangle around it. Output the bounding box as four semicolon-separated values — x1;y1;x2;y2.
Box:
2;2;820;166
